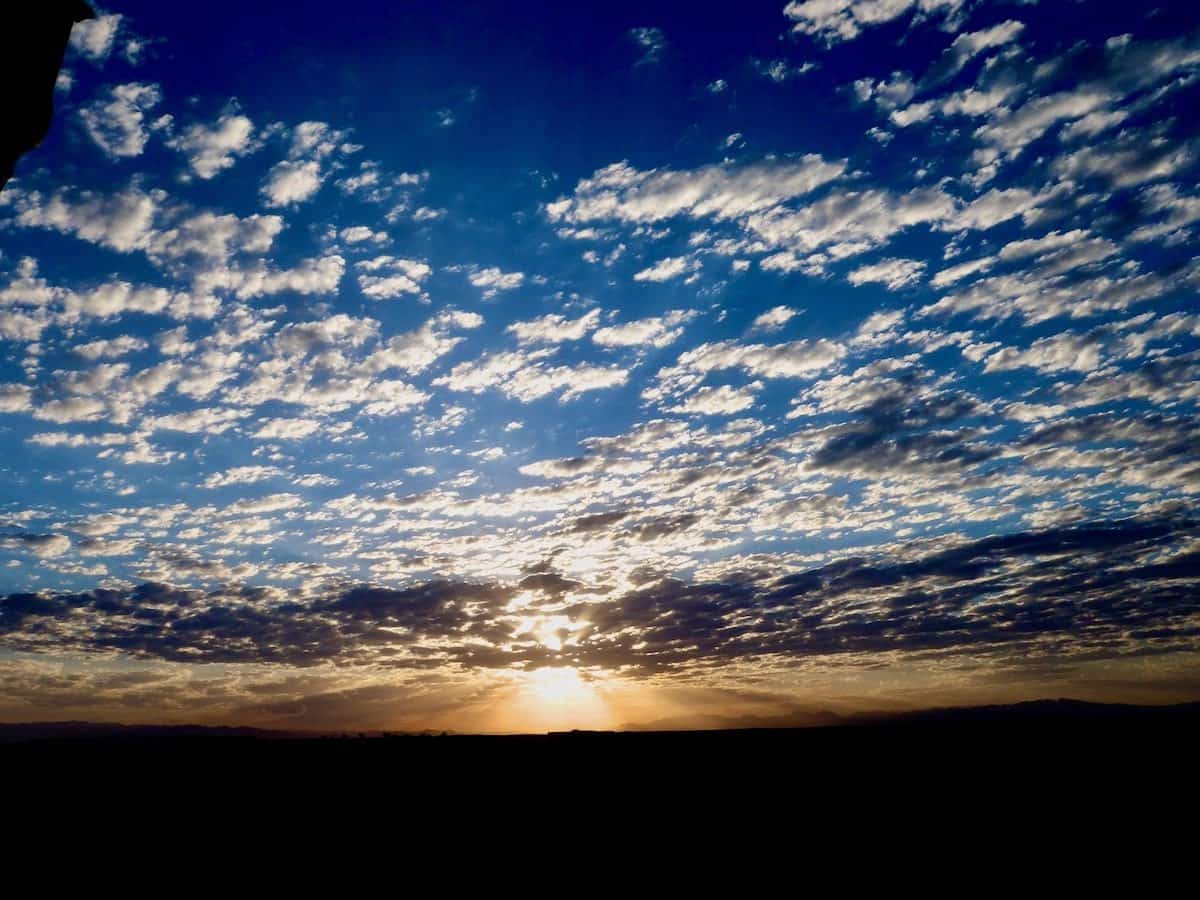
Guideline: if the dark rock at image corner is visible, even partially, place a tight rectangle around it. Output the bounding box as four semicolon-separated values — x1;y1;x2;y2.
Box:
0;2;95;190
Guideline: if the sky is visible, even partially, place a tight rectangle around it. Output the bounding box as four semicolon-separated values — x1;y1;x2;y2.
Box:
0;0;1198;733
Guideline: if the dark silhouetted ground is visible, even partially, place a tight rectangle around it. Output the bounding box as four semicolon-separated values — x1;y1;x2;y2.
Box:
4;700;1196;845
4;699;1197;786
0;1;94;190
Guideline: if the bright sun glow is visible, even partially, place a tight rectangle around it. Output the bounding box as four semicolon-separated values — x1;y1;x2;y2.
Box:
510;667;613;732
529;666;590;703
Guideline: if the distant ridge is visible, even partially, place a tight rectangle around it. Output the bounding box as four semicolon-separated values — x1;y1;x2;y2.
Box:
0;720;309;743
4;699;1198;743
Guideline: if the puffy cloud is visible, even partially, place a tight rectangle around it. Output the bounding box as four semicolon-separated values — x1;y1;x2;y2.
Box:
921;20;1025;88
65;282;175;319
783;0;967;45
167;113;256;179
259;121;353;207
1052;138;1194;190
80;83;163;159
435;350;629;403
260;160;323;207
743;185;957;264
356;256;432;300
984;332;1105;375
253;418;323;440
361;316;472;375
931;256;994;289
274;314;378;356
469;267;525;298
673;383;761;416
34;397;107;424
70;13;123;61
360;380;430;417
203;466;287;489
200;255;345;300
646;336;846;408
593;310;698;349
144;407;249;434
4;516;1195;673
508;309;601;344
754;59;816;83
0;384;33;413
629;26;665;65
976;87;1114;159
339;226;389;245
73;335;148;360
546;156;845;225
848;257;926;290
633;256;700;282
0;533;71;558
6;186;286;273
750;306;801;333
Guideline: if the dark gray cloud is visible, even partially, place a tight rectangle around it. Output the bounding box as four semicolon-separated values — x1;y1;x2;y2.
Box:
3;516;1196;674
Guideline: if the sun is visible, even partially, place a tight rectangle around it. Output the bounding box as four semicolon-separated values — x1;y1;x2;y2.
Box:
529;666;591;704
510;667;613;732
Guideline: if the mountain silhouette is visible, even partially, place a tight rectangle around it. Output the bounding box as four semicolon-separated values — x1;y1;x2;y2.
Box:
1;1;95;191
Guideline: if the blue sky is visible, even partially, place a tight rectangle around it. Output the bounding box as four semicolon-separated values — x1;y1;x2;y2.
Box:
1;0;1198;731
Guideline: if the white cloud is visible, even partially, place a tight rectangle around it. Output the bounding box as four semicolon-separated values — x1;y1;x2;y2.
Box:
974;87;1113;159
633;256;699;282
0;384;32;413
73;335;148;360
34;397;107;424
984;332;1105;374
848;257;926;290
356;256;432;299
931;256;995;289
361;317;470;375
469;267;525;298
743;185;956;263
79;83;162;159
70;13;123;61
361;380;430;416
339;226;389;245
674;383;760;415
168;113;256;179
0;533;71;558
261;160;324;207
198;255;345;300
6;185;286;270
593;310;697;348
1052;140;1194;189
203;466;286;489
923;20;1025;87
288;121;349;160
274;314;378;356
258;121;354;207
753;59;815;82
64;282;176;319
783;0;967;45
629;27;665;65
434;350;628;403
998;229;1090;261
145;407;248;434
547;156;845;225
750;305;800;332
253;418;323;440
508;309;601;344
646;337;846;405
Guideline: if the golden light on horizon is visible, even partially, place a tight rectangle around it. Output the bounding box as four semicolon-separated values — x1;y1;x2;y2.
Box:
503;666;614;733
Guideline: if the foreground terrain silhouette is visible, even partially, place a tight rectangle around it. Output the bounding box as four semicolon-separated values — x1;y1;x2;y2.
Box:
5;700;1197;785
1;1;95;190
6;700;1197;833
